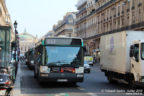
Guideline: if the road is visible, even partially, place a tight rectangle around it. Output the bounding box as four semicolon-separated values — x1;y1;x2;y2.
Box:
16;61;143;96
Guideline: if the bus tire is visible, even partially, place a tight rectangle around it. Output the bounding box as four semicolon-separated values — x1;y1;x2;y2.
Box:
34;70;37;79
69;82;76;86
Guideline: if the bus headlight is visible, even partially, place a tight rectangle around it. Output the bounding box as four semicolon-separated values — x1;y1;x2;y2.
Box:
76;67;84;73
30;60;34;64
40;66;50;73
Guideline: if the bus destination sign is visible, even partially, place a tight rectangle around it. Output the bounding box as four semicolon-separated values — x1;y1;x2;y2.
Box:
45;38;81;46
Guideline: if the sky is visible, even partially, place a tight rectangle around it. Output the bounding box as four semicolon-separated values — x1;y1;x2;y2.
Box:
6;0;78;38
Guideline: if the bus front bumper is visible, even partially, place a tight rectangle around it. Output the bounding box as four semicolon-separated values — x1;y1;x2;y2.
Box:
39;73;84;83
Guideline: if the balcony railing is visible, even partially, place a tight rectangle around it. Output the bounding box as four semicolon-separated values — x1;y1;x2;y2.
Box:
56;29;73;36
76;8;86;16
85;0;116;18
84;21;144;40
77;0;117;24
76;15;87;24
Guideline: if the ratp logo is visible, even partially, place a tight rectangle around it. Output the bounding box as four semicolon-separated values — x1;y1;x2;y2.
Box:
110;36;114;53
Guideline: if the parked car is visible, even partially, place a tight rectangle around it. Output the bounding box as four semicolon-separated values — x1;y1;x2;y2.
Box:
25;48;35;70
87;61;94;66
84;61;90;73
0;74;13;89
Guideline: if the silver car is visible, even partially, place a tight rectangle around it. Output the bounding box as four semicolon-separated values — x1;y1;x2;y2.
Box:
84;61;91;73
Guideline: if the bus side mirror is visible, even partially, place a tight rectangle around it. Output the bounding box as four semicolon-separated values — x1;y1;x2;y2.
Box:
83;46;86;52
130;45;134;57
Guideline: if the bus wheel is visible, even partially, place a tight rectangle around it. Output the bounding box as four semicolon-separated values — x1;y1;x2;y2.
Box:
70;82;77;86
38;76;43;85
34;70;37;79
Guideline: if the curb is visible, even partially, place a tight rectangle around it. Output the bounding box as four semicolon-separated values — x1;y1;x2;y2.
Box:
10;62;21;96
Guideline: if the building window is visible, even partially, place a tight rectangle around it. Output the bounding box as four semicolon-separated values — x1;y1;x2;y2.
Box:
122;18;124;26
139;8;141;14
69;33;71;37
118;19;120;27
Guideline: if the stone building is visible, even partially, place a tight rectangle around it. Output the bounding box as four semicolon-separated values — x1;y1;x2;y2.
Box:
53;12;76;37
0;0;14;40
76;0;144;55
44;30;54;38
0;0;15;68
76;0;87;38
19;30;38;55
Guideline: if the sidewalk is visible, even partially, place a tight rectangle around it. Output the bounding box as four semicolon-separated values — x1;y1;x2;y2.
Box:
10;62;21;96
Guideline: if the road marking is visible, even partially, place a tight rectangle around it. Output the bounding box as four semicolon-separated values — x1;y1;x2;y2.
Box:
77;87;85;91
91;68;101;72
46;93;69;96
86;93;98;96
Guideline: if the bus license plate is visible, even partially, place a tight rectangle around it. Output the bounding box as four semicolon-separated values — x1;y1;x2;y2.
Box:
57;79;68;82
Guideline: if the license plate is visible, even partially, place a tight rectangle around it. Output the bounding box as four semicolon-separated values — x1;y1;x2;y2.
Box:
52;67;60;72
57;79;68;82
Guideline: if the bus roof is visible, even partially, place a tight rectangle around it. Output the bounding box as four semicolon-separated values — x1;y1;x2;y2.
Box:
35;37;83;47
45;37;82;40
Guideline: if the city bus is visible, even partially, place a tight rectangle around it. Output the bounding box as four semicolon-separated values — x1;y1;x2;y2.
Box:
25;48;35;70
34;37;84;83
0;26;16;88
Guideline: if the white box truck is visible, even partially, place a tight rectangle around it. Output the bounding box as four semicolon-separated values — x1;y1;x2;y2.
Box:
100;31;144;87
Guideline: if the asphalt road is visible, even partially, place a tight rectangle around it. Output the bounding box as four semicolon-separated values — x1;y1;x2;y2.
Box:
19;62;143;96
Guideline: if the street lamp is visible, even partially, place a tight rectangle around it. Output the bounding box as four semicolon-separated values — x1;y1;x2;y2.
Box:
13;20;19;76
13;20;18;60
14;21;18;41
14;21;17;29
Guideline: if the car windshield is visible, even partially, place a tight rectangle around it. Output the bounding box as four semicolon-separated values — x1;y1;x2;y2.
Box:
45;46;82;66
84;61;88;64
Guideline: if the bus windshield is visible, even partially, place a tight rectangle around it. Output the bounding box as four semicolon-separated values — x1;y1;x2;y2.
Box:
45;46;82;67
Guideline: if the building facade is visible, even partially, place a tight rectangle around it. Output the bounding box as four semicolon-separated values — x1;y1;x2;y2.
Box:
44;30;54;38
76;0;87;38
19;30;38;55
53;12;76;37
76;0;144;55
0;0;15;41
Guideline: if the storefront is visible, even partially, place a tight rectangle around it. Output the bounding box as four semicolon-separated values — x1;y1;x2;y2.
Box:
84;37;100;56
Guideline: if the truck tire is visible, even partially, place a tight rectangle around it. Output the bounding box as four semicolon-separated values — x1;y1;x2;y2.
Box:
107;74;117;84
128;79;135;88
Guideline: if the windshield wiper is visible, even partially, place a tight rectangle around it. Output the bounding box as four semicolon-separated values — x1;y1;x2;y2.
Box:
47;61;68;66
60;64;72;67
47;63;59;67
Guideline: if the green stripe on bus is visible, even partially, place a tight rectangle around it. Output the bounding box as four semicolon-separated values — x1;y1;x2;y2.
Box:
44;45;81;47
42;40;45;45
